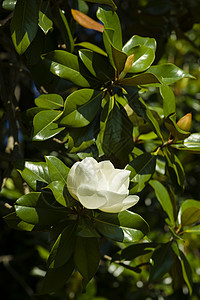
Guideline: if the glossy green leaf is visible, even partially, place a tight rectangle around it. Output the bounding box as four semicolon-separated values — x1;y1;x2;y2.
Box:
45;156;69;183
184;224;200;234
97;7;122;49
78;49;114;81
149;243;174;282
33;110;65;141
42;50;94;87
67;118;99;153
102;100;133;166
147;63;195;85
19;161;50;191
2;0;16;10
160;85;176;118
3;212;35;231
48;224;76;268
75;42;107;56
84;0;117;10
54;8;74;53
10;0;38;54
39;258;74;294
35;94;64;109
128;96;163;140
164;113;190;141
74;237;100;287
123;45;155;73
102;29;127;72
15;192;68;226
60;89;102;128
172;133;200;153
126;153;156;194
149;180;176;226
45;181;67;207
172;243;193;295
123;35;156;53
119;242;157;260
119;72;161;86
95;210;149;243
178;199;200;226
38;1;53;35
163;147;185;191
77;217;100;238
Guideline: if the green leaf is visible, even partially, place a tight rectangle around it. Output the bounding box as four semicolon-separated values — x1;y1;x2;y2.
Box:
159;85;176;118
128;96;163;140
102;100;134;166
67;118;99;153
2;0;16;10
95;210;149;243
123;45;155;73
184;224;200;234
172;242;193;295
102;29;127;72
75;42;107;56
54;8;74;53
33;110;65;141
39;258;74;294
35;94;64;109
149;243;174;282
97;7;122;49
126;153;156;194
164;113;190;141
42;50;95;87
178;199;200;226
123;35;157;53
10;0;38;54
45;181;67;207
60;89;102;128
74;237;100;287
77;217;100;238
38;1;53;35
3;212;35;231
149;180;176;226
147;63;195;85
163;147;185;191
119;72;161;86
172;133;200;153
19;161;50;191
84;0;117;10
15;192;68;226
48;224;76;268
119;242;157;260
78;49;114;81
45;156;69;183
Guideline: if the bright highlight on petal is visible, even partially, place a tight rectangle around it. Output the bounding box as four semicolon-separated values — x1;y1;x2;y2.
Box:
67;157;139;213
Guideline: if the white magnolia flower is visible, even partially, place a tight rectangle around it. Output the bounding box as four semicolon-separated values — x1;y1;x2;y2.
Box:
67;157;139;213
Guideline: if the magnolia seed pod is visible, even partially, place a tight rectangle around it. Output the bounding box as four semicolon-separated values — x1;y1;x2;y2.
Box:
177;113;192;132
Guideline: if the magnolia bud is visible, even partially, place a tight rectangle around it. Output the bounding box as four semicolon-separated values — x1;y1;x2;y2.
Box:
177;113;192;132
119;54;134;79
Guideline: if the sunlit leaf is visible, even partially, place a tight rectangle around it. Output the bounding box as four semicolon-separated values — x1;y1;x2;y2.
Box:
10;0;38;54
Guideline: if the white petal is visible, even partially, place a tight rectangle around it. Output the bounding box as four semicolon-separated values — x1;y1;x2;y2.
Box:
110;169;130;192
67;161;80;200
75;158;99;186
77;184;107;209
100;195;139;213
97;169;109;190
98;160;115;181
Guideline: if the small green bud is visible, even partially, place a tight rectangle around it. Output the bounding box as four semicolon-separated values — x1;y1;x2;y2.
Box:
119;54;134;79
177;113;192;132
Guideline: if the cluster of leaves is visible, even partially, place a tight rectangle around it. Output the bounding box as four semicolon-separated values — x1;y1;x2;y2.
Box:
0;0;200;298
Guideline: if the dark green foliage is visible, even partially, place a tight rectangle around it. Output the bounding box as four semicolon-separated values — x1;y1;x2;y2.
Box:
0;0;200;299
